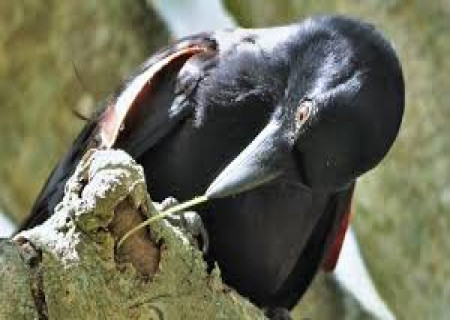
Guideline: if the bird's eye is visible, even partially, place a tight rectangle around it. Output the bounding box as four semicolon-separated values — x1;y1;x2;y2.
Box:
296;100;312;127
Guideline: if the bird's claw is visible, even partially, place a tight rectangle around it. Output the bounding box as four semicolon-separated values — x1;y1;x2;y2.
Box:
156;197;209;254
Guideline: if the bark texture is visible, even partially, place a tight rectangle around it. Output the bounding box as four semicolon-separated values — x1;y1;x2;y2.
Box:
0;149;265;320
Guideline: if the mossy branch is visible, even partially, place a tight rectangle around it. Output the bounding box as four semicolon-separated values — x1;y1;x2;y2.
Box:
0;149;265;320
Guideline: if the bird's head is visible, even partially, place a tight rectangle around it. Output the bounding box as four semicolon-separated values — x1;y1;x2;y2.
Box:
206;16;404;198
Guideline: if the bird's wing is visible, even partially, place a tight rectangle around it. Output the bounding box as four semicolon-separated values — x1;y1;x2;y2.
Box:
21;120;98;230
322;183;355;272
273;182;356;308
101;35;216;154
21;35;217;230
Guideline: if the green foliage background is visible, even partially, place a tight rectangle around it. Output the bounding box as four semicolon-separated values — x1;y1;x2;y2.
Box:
1;1;449;319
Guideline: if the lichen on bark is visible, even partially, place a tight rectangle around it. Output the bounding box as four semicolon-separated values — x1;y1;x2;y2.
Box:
0;149;265;319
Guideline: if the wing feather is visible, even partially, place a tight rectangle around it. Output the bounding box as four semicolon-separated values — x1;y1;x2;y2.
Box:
21;35;216;230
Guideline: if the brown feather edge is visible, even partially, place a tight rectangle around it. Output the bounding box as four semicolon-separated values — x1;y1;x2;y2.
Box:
322;185;355;272
97;44;212;149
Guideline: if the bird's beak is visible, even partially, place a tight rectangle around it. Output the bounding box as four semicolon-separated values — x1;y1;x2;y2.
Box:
205;119;288;198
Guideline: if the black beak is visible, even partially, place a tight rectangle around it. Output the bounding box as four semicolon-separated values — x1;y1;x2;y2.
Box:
205;119;289;198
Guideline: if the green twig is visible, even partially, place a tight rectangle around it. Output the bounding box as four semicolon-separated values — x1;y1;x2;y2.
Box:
117;195;209;248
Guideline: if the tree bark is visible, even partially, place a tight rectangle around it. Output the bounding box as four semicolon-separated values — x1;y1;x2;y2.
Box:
0;149;265;320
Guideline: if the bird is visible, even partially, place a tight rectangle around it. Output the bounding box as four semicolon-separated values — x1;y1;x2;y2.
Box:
148;4;399;319
21;15;404;315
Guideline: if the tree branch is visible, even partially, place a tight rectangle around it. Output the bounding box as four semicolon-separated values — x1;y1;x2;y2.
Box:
1;149;265;319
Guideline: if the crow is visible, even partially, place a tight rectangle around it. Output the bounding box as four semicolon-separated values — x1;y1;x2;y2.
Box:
22;15;404;315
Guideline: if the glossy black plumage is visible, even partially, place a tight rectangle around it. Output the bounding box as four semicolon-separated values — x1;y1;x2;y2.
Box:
22;16;404;309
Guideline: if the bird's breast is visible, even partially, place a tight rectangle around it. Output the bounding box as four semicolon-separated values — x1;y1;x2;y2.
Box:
201;179;330;304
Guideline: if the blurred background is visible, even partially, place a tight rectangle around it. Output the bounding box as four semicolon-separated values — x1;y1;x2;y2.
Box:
0;1;449;319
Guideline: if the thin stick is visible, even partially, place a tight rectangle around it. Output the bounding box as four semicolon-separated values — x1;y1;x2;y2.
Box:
117;195;209;248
